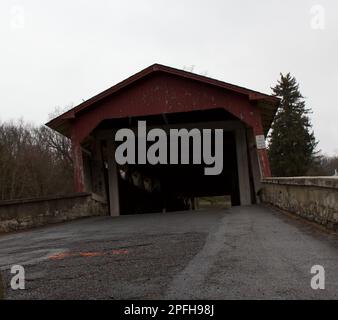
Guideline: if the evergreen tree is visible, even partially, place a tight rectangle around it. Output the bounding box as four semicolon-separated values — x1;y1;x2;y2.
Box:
268;73;318;176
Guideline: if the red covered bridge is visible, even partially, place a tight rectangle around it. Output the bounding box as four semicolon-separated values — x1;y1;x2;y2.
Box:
46;64;279;216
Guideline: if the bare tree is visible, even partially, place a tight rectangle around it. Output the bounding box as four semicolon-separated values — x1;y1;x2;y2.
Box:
0;119;73;201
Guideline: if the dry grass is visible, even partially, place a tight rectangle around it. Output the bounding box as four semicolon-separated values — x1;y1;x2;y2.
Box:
196;195;232;209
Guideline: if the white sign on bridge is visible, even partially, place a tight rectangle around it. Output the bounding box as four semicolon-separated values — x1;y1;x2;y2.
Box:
255;135;266;150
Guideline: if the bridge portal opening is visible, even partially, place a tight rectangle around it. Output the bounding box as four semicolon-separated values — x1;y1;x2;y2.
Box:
92;109;254;215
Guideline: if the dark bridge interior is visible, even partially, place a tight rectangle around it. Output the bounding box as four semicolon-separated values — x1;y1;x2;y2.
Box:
117;131;240;214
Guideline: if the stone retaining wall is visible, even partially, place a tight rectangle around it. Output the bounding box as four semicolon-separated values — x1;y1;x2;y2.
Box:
0;193;108;233
261;177;338;230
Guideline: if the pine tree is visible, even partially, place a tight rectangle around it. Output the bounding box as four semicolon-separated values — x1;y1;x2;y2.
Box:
268;73;318;176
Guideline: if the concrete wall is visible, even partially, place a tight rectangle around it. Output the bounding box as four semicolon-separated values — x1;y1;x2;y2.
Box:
0;193;108;233
261;177;338;230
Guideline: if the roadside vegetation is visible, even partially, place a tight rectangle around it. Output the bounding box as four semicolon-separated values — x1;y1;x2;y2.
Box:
268;73;337;177
268;73;318;176
0;120;73;201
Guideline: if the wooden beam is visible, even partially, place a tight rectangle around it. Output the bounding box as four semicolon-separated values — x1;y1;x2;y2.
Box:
106;138;120;216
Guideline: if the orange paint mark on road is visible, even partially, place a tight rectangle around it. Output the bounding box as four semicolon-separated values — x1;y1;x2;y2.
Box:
48;252;72;260
48;249;129;260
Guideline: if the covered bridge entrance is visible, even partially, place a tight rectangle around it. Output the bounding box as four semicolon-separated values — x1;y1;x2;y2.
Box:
46;64;279;216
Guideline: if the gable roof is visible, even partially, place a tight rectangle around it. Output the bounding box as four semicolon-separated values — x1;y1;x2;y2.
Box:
46;63;280;136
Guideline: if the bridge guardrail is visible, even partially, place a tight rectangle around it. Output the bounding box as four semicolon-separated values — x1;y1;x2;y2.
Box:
261;177;338;230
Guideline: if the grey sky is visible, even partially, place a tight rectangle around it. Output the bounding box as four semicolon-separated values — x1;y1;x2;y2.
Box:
0;0;337;155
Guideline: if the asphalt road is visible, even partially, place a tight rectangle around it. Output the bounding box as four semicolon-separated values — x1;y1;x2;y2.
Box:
1;205;338;299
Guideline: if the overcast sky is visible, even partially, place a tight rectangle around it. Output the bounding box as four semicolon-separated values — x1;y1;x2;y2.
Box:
0;0;337;155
